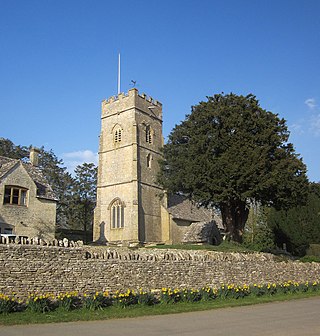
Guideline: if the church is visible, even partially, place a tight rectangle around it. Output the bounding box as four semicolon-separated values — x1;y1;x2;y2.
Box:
93;88;223;245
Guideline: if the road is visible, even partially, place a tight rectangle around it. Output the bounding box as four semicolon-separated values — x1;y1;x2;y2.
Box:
1;297;320;336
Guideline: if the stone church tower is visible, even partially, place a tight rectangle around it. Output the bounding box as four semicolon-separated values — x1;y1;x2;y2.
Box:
93;88;164;244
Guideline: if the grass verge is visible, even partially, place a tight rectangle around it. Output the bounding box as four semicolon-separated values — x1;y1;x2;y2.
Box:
1;291;319;326
146;241;253;253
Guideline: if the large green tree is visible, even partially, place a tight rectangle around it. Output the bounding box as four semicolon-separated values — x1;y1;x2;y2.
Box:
267;183;320;255
0;137;29;159
67;163;97;241
158;93;309;243
37;147;74;228
243;203;274;251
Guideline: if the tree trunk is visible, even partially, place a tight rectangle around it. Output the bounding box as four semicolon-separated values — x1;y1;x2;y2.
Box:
220;200;249;243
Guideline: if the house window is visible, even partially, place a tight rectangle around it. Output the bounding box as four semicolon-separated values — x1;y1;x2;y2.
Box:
146;125;152;144
3;186;28;206
114;128;122;143
4;228;13;234
110;199;124;229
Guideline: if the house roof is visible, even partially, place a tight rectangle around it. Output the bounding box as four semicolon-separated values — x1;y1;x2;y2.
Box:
0;157;18;178
167;194;211;222
167;194;223;229
0;156;57;201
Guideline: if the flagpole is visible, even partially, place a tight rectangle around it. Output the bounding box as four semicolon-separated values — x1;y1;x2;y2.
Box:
117;53;121;95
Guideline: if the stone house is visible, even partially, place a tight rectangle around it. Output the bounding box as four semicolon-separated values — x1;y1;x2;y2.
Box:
0;148;57;239
93;89;223;245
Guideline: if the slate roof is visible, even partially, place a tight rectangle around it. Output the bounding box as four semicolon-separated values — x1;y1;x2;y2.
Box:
0;156;57;201
167;194;223;229
167;194;211;221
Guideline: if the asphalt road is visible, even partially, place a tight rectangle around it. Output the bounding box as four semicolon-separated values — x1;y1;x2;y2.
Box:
1;297;320;336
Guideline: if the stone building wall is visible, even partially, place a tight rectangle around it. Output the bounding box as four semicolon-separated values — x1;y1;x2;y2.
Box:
0;164;56;239
0;243;319;299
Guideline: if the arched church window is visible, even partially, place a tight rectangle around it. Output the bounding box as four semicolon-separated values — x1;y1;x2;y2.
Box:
146;125;152;144
110;198;124;229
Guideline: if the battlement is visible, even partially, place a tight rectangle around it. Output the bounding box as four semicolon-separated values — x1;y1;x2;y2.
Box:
102;88;162;108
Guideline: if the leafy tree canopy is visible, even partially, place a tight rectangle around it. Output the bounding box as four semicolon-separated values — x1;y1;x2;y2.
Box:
268;182;320;255
67;163;97;241
0;137;28;159
158;93;309;242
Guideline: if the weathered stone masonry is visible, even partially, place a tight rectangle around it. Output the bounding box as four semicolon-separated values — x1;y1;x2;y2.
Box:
0;244;319;299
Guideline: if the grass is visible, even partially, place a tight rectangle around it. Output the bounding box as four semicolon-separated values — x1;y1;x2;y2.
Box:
146;241;253;253
299;255;320;263
1;291;319;326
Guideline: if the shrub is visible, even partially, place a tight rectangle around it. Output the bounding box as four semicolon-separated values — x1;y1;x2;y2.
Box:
306;244;320;257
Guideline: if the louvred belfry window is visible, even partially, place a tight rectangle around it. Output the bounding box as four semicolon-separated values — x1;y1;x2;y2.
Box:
114;128;122;143
146;125;152;144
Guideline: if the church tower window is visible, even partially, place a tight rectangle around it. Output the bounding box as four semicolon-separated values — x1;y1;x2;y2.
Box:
146;125;152;144
147;153;152;168
110;198;124;228
114;128;122;143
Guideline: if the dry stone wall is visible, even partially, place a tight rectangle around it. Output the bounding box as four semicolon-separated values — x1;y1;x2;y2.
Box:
0;243;319;299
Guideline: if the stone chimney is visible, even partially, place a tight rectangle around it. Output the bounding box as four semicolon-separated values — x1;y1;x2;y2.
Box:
29;147;40;166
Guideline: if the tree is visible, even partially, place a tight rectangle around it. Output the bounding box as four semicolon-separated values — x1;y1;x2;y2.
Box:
267;183;320;255
0;137;29;159
69;163;97;242
158;93;309;243
37;147;74;229
243;202;274;251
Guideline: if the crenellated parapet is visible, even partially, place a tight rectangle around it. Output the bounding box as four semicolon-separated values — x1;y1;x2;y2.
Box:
101;88;162;120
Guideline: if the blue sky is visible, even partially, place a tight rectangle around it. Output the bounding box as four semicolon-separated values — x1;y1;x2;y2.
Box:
1;0;319;181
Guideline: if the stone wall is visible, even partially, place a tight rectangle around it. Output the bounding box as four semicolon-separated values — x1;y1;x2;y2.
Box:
0;243;319;299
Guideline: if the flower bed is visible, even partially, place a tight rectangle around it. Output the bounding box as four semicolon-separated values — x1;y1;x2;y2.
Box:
0;281;319;314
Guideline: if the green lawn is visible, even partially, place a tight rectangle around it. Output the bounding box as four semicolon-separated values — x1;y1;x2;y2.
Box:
1;291;319;326
145;241;254;253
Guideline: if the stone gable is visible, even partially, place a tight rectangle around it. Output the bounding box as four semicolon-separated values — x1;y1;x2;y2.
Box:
0;155;56;239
